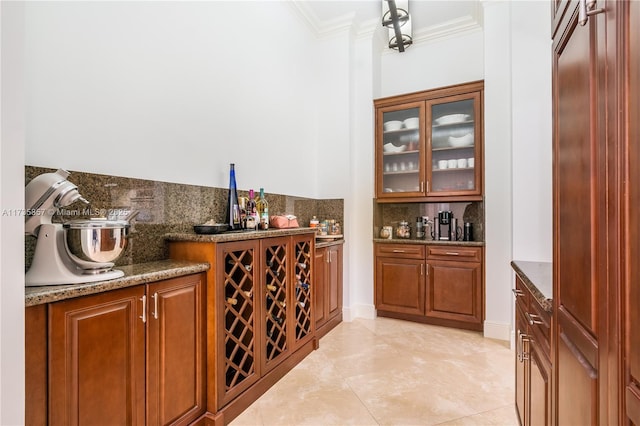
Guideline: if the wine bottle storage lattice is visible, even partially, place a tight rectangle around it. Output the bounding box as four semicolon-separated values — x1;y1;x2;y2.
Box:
264;243;287;361
294;240;312;341
223;249;255;390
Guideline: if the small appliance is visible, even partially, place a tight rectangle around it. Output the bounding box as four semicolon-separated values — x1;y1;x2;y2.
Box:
435;210;461;241
25;169;131;286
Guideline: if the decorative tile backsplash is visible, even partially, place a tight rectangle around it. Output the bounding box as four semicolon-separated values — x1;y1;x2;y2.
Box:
25;166;343;269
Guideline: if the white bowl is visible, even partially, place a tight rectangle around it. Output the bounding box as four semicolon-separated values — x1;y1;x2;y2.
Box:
437;160;448;170
383;120;403;131
383;143;407;153
434;114;470;125
448;133;474;147
403;117;419;129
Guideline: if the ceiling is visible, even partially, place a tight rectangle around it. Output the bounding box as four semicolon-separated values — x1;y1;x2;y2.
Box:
291;0;482;44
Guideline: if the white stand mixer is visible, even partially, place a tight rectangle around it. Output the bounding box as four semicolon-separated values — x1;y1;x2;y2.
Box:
25;169;128;286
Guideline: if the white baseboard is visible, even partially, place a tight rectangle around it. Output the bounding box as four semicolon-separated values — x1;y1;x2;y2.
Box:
483;320;511;342
342;303;376;322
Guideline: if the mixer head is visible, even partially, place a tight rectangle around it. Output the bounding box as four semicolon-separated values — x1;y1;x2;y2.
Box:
25;169;88;236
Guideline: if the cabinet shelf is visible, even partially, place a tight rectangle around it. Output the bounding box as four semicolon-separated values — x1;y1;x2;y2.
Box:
433;167;475;173
383;150;420;156
432;145;475;152
431;120;474;129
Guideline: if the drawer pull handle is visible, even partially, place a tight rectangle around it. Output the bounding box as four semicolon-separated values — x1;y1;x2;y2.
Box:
526;312;543;325
152;292;159;320
512;289;524;298
139;295;146;323
392;249;406;253
445;252;459;256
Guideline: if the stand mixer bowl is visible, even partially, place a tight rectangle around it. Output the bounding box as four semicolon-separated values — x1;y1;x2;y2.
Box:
64;219;130;264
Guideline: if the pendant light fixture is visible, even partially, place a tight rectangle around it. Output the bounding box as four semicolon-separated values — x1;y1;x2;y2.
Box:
381;0;412;52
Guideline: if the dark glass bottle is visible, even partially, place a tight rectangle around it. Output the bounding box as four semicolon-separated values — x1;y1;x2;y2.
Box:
226;163;241;230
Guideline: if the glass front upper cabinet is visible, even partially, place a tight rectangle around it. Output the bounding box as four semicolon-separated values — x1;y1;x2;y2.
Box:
375;81;483;201
376;102;425;198
426;92;482;197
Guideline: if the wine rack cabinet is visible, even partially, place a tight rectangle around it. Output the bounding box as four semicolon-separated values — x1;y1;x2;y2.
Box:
168;230;318;424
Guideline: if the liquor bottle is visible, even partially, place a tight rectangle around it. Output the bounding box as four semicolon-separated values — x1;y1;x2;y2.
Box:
246;189;258;230
256;187;269;230
226;164;241;230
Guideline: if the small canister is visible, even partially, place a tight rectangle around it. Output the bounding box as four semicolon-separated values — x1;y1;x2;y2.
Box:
396;221;410;239
380;226;393;239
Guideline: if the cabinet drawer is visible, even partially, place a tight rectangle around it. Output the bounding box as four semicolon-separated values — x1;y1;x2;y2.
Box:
375;243;425;259
426;246;482;262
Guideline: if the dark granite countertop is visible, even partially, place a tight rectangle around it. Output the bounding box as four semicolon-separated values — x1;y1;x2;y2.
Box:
373;238;485;247
166;227;316;243
25;260;210;307
511;260;553;312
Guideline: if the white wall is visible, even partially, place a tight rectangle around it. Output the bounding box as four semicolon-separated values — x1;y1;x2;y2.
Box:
511;1;552;262
24;1;327;197
1;2;26;423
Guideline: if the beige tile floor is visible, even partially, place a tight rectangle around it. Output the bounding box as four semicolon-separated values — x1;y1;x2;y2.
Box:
230;317;518;426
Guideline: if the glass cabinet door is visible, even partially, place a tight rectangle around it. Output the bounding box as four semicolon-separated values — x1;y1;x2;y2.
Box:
377;102;424;198
427;93;481;196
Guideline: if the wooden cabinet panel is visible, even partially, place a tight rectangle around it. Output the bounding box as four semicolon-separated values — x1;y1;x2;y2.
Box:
553;0;605;422
49;286;146;426
315;244;343;338
147;274;206;425
426;260;482;327
314;248;327;328
375;256;425;316
375;243;425;259
514;302;528;426
529;347;551;426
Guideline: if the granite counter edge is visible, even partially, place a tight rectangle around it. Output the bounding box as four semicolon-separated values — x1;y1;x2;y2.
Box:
511;260;553;312
25;260;210;307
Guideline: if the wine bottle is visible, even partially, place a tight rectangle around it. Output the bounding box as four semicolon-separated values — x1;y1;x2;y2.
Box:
256;187;269;230
245;189;258;230
226;164;241;230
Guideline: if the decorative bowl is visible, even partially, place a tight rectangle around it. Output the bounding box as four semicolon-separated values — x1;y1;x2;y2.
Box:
383;120;403;131
448;133;474;147
383;143;407;153
194;223;229;234
434;114;470;125
403;117;419;129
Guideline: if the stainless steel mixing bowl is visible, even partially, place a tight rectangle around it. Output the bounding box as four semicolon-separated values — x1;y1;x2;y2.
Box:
64;219;130;263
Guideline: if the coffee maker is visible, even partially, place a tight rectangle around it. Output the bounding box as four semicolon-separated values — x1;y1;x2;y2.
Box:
433;211;460;241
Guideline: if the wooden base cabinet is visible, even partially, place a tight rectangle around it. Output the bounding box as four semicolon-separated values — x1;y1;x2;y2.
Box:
513;275;551;426
374;243;483;331
46;273;206;426
314;243;343;338
169;232;317;425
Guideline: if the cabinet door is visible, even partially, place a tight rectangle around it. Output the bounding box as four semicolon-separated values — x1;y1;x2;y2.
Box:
375;256;425;315
376;101;425;199
553;1;603;423
147;274;205;426
327;244;343;320
314;247;328;328
261;236;291;373
426;259;483;330
217;240;259;407
426;91;482;197
529;343;552;426
514;302;529;426
49;286;146;425
291;234;314;349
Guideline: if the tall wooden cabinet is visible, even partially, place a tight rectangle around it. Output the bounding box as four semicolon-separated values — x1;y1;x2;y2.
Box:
552;0;638;424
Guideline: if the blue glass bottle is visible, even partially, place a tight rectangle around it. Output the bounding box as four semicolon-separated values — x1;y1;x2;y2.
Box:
226;163;241;230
